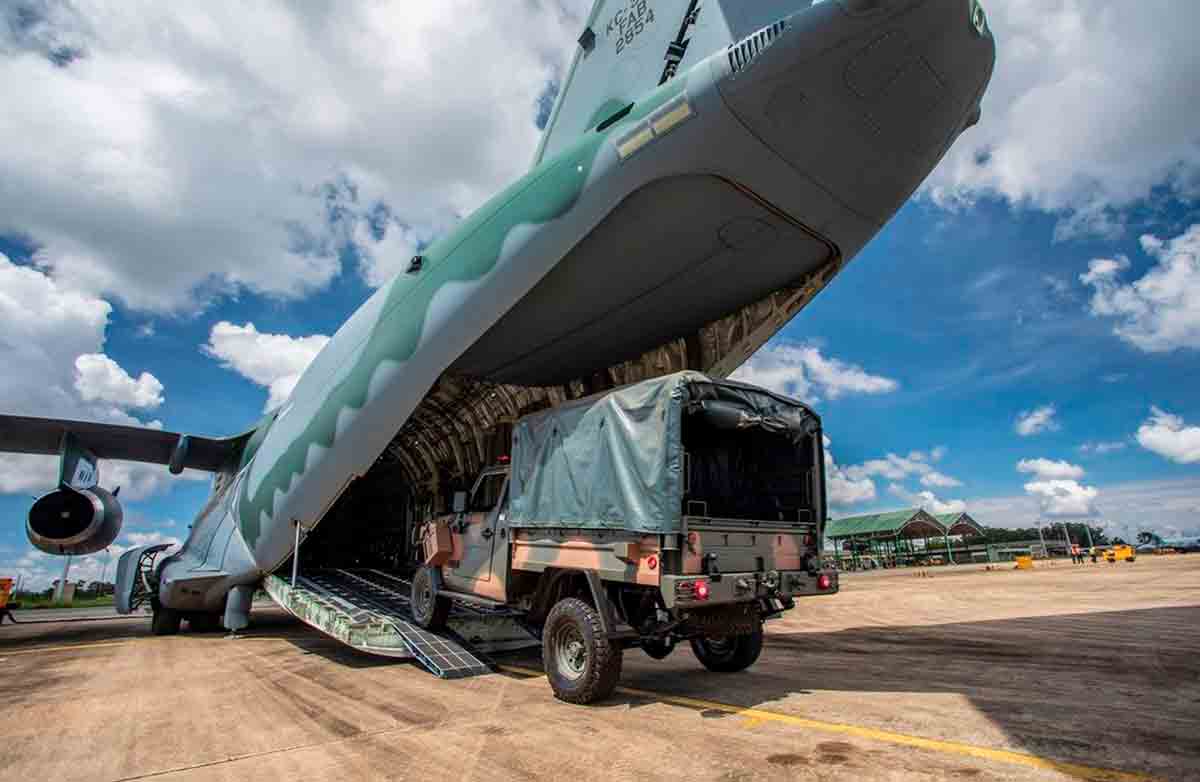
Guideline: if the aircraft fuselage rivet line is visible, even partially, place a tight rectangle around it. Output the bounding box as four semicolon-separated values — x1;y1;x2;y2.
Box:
495;665;1160;782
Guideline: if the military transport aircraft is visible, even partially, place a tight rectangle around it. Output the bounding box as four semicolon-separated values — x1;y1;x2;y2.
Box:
0;0;994;669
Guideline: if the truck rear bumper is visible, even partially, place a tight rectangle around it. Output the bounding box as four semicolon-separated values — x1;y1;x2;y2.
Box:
661;569;838;609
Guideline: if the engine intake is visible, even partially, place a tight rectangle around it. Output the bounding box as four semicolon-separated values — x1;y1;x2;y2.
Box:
27;486;123;555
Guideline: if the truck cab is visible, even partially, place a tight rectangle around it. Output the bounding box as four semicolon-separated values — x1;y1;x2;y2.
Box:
411;372;838;704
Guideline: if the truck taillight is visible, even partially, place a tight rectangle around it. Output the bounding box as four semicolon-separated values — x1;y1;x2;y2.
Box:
816;574;832;591
676;579;710;601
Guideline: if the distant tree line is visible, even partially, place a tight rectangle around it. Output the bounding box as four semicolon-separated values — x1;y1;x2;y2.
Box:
978;524;1110;546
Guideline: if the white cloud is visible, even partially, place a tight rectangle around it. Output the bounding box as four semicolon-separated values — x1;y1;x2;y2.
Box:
0;1;585;311
74;353;163;409
888;484;966;515
823;435;876;507
731;342;898;403
1015;405;1059;437
1022;478;1099;518
967;476;1200;543
1016;458;1086;481
926;2;1200;237
1078;440;1127;456
921;471;963;489
0;529;181;591
1136;407;1200;464
203;321;329;410
1081;225;1200;352
0;253;185;500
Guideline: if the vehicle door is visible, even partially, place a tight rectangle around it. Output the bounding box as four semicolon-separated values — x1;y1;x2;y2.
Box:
448;470;507;586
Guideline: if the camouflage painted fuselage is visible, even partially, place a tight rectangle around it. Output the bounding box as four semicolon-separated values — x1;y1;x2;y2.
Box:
156;0;994;613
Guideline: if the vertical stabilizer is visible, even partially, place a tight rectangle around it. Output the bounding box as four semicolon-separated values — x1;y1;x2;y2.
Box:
534;0;813;167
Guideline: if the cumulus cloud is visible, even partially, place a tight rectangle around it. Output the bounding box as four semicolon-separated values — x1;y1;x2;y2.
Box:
888;484;966;515
1023;479;1099;518
74;353;163;410
732;342;898;403
847;451;948;483
203;321;329;410
1017;457;1086;481
1136;407;1200;464
0;253;188;499
926;1;1200;238
920;471;963;489
0;1;585;312
823;435;876;507
1015;405;1059;437
1;529;181;591
1081;225;1200;352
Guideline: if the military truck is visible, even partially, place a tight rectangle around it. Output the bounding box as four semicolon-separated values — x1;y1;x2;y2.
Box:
411;371;837;703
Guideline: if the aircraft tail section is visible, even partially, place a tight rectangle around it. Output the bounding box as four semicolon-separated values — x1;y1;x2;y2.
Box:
534;0;813;167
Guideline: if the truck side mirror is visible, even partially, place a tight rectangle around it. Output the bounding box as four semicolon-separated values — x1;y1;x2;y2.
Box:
452;491;467;514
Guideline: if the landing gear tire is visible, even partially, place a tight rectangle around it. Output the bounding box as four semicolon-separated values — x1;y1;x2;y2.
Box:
641;638;675;660
411;566;450;631
690;625;764;673
543;597;622;704
151;604;181;636
187;613;222;633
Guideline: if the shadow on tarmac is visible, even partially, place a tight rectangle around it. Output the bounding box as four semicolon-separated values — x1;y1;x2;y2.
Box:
4;604;1198;779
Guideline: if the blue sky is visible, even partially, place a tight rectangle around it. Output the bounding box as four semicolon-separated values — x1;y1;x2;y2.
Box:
2;1;1199;587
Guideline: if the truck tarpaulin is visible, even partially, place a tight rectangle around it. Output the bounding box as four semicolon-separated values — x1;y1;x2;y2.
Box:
507;371;819;534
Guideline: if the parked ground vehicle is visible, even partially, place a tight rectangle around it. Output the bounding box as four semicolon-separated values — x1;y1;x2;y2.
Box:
1105;545;1136;563
411;372;837;703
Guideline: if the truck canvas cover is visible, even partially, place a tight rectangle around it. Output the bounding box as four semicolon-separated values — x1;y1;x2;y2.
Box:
508;371;819;533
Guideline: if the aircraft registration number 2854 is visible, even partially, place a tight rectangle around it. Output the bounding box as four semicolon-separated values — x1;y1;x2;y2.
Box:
606;1;657;55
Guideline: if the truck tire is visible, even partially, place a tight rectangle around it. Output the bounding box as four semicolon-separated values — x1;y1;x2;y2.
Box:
543;597;622;704
690;626;764;673
151;605;181;636
187;613;222;633
411;566;451;631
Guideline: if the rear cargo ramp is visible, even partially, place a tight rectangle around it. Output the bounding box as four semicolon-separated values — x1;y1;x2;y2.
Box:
264;569;498;679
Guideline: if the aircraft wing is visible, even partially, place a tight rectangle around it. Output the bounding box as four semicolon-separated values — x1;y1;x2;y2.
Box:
0;415;250;474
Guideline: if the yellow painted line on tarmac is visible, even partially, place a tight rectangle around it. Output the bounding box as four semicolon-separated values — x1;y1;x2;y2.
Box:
497;664;1158;782
1;640;136;655
0;633;328;657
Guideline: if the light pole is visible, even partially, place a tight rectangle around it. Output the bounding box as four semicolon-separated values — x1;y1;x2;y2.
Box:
54;555;72;602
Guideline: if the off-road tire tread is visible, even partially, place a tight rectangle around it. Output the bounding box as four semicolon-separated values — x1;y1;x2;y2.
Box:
691;626;764;673
544;597;623;704
411;566;451;631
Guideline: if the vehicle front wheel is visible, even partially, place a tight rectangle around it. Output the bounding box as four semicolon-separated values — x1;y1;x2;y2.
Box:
411;566;451;631
151;605;181;636
690;625;764;673
543;597;622;704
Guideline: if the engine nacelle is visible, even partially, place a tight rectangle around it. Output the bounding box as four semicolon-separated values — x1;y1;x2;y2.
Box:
27;485;124;556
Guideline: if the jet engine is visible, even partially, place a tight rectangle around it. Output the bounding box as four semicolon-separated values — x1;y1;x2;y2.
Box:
27;485;123;555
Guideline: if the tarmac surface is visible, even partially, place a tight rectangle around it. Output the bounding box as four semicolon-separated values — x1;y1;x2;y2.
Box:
2;555;1197;781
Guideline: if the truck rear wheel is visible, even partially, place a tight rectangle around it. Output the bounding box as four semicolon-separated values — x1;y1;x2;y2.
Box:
543;597;622;704
187;613;222;633
151;605;181;636
690;626;764;673
411;566;451;631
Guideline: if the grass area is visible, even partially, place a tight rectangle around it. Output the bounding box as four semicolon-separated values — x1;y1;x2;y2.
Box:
18;594;115;610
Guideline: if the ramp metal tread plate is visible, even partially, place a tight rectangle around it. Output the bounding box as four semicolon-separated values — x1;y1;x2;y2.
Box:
314;569;491;679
